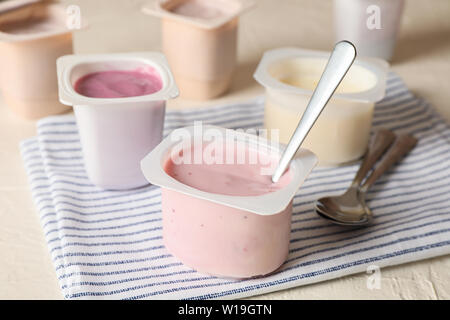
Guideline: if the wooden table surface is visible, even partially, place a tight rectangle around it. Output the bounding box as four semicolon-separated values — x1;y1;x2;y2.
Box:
0;0;449;299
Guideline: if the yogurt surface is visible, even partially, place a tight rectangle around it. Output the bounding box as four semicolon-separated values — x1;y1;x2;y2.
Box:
164;143;291;196
74;69;163;98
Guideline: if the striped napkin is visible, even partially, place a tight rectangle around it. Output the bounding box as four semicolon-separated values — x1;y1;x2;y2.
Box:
20;73;450;299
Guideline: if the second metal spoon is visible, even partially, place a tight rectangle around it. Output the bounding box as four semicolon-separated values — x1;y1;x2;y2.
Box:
315;132;418;226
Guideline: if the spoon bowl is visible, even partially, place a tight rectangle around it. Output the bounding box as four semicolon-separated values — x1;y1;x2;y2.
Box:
315;186;372;226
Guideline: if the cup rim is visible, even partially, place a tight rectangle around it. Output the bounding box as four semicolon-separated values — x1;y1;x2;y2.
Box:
141;125;318;215
56;51;179;107
253;47;390;103
141;0;255;30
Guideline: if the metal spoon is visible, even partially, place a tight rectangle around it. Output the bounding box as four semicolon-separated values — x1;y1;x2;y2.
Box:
314;129;396;224
315;134;418;226
272;40;357;183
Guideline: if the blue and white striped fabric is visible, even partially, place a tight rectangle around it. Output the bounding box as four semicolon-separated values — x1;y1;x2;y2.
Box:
20;73;450;299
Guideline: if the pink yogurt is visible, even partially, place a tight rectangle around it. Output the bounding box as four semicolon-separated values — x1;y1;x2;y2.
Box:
74;68;163;98
161;142;293;278
164;145;291;196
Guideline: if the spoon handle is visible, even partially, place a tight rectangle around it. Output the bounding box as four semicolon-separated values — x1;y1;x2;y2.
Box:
360;134;418;192
271;40;356;183
350;129;396;187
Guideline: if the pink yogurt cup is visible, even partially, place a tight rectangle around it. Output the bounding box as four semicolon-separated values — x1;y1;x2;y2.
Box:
141;125;317;278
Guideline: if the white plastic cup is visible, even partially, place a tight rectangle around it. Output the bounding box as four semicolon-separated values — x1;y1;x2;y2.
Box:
0;1;76;119
57;52;179;190
334;0;405;61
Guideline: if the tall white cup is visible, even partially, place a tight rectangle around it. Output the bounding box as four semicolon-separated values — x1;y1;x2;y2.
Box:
334;0;405;61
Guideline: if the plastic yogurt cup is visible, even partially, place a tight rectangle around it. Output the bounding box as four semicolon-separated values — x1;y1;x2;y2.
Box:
334;0;405;61
254;47;389;166
0;1;78;119
141;125;317;278
57;52;179;190
142;0;254;100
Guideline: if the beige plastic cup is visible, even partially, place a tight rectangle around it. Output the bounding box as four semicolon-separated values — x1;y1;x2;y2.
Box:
254;47;389;166
142;0;254;100
0;1;78;119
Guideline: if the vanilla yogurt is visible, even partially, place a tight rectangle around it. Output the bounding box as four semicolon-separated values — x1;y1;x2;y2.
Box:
254;48;389;166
